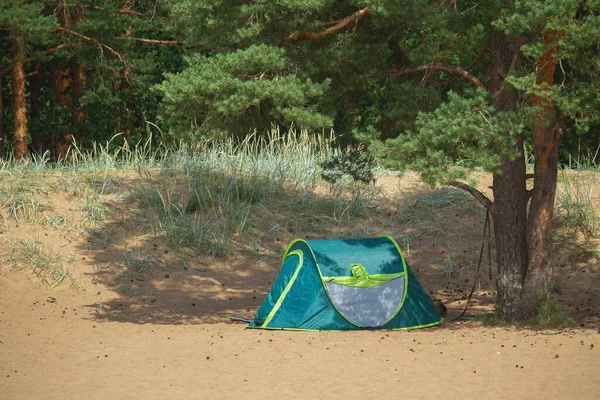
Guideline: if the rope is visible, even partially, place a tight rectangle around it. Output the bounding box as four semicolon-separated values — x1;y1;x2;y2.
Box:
229;316;253;323
453;208;492;321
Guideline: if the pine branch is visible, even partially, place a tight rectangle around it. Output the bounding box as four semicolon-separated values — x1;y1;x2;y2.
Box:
390;63;488;90
465;42;490;70
281;8;368;45
447;181;493;210
117;37;179;46
0;44;67;77
90;5;152;18
57;27;129;69
438;44;489;87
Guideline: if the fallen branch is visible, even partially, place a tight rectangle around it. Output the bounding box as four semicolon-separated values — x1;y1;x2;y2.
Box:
390;63;488;90
281;8;368;45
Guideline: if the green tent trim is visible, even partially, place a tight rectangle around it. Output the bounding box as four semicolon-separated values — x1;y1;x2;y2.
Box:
249;235;443;331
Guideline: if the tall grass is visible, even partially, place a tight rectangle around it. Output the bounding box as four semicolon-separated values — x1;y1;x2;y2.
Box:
555;151;600;237
126;128;379;255
1;128;378;263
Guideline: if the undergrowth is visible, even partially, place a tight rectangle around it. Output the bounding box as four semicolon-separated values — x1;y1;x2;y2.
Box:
0;129;384;281
478;293;574;329
7;238;77;288
555;150;600;237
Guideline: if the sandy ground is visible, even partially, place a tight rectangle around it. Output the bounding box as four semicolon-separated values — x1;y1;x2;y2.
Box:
0;273;598;400
2;251;599;400
1;172;600;399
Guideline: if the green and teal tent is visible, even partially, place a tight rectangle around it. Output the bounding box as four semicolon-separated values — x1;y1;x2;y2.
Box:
249;235;443;331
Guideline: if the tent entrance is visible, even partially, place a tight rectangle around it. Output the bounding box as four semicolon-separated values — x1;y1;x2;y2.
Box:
324;276;405;327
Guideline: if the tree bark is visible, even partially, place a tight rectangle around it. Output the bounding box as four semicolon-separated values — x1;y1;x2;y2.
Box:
0;76;4;160
11;33;28;159
488;29;561;320
520;30;561;318
29;64;49;155
51;62;73;159
72;56;87;122
281;8;368;45
488;32;529;320
52;5;87;159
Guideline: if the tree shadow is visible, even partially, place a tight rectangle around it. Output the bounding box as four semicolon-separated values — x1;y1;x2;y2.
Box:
83;245;277;325
75;173;600;330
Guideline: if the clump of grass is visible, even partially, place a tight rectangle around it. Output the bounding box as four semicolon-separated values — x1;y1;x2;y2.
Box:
76;190;108;227
8;238;77;288
389;186;474;252
111;251;160;278
395;187;469;226
132;169;263;255
477;293;574;329
526;293;575;329
0;172;50;225
125;128;378;255
477;308;505;326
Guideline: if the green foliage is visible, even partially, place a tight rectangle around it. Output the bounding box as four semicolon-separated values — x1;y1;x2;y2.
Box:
0;1;57;43
385;90;526;184
158;45;331;138
478;293;574;329
0;0;599;182
526;294;575;329
320;146;376;184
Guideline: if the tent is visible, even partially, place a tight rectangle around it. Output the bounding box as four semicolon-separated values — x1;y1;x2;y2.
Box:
249;235;443;331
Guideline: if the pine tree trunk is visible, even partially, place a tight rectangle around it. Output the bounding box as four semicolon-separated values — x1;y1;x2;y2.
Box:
488;31;560;321
51;62;73;159
493;145;529;319
0;77;5;160
488;32;530;320
29;64;49;155
51;4;86;159
520;31;561;318
11;34;28;159
71;57;87;144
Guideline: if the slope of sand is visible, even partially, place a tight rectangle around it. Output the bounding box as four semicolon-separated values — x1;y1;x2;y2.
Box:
1;172;600;399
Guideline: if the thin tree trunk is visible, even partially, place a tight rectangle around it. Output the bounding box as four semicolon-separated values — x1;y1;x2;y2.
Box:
51;62;73;159
0;77;5;160
29;64;48;155
521;31;561;317
51;4;86;159
11;34;28;159
71;56;87;137
488;32;529;320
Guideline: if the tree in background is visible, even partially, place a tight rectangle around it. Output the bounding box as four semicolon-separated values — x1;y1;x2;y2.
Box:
0;0;184;159
0;0;57;158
